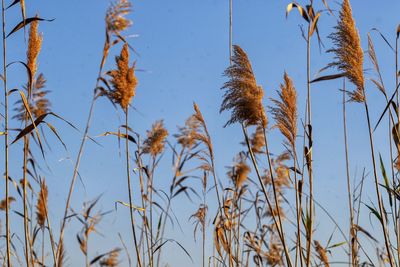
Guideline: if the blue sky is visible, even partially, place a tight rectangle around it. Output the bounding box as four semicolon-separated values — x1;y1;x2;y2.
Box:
2;0;400;266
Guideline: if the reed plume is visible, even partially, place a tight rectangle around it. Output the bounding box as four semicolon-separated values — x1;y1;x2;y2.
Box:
143;120;168;157
249;125;265;154
0;197;15;210
265;241;283;266
27;18;42;80
26;20;43;79
314;241;330;267
106;0;132;34
190;204;207;241
329;1;394;265
328;0;364;102
36;180;48;228
14;73;51;120
175;115;200;149
228;153;250;189
108;43;137;110
100;250;120;267
270;72;297;147
221;45;267;127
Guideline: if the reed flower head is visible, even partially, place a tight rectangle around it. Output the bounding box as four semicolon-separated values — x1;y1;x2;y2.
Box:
106;0;132;34
27;18;43;79
270;72;298;147
108;43;137;110
314;241;330;267
0;197;15;211
265;242;283;266
228;153;250;188
100;250;120;267
190;204;207;241
249;125;265;154
221;45;267;127
329;0;365;102
175;115;200;149
143;120;169;157
32;74;51;118
14;73;51;121
36;180;48;227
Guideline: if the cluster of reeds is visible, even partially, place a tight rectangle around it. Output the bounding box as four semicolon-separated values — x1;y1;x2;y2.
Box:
1;0;400;266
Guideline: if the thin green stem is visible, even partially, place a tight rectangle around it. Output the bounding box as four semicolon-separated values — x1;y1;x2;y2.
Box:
125;108;143;267
242;125;292;267
364;99;395;267
1;0;11;265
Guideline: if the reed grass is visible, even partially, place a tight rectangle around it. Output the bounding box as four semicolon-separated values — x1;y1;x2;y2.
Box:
1;0;400;266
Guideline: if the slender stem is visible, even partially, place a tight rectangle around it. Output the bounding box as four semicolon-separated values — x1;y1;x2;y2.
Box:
305;23;314;267
135;141;151;267
342;81;357;266
1;0;11;265
56;93;97;261
262;128;292;267
41;228;45;267
43;183;57;265
23;137;33;267
23;74;34;267
235;192;242;267
202;191;206;267
125;108;143;267
155;148;183;267
149;156;156;265
229;0;232;64
364;99;395;267
395;25;400;265
293;144;304;267
85;230;89;267
242;125;292;267
56;39;108;261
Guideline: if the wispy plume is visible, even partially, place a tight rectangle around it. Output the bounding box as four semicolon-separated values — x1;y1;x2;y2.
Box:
27;18;43;80
328;0;365;102
106;0;132;35
221;45;267;127
270;72;298;148
143;120;169;157
108;43;137;110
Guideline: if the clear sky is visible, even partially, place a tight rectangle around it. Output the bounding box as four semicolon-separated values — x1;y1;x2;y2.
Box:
2;0;400;266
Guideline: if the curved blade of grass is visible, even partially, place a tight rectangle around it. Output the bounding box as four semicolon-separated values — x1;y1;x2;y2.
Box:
7;17;55;38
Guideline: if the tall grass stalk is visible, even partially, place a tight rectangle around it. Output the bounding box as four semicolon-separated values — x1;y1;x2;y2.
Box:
242;125;292;267
363;99;395;266
1;0;11;265
56;37;109;263
125;108;142;267
305;17;314;267
262;127;292;267
342;80;357;266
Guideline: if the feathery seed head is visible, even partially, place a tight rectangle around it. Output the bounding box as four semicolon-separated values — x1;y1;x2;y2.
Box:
143;120;169;157
270;72;298;148
228;153;250;188
175;115;201;149
100;250;120;267
221;45;267;127
250;125;265;154
106;0;132;34
329;0;365;102
36;180;48;227
27;18;43;79
314;241;330;267
14;74;51;121
109;43;137;110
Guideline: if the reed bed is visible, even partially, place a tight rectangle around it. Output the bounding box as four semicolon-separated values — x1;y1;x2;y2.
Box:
0;0;399;266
